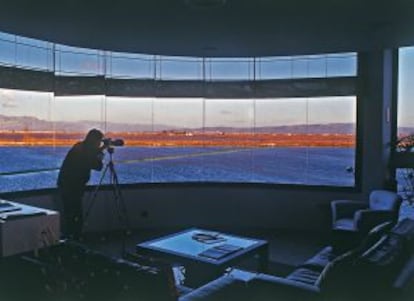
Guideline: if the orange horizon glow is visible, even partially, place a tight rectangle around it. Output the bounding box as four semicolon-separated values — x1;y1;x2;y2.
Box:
0;130;355;147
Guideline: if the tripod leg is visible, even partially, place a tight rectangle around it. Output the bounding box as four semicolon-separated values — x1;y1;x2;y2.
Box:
111;167;131;230
108;162;131;256
83;163;110;230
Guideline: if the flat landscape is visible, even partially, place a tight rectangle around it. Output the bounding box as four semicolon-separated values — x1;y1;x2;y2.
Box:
0;131;355;147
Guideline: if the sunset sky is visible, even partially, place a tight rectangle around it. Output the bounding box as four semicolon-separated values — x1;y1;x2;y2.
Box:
0;91;356;128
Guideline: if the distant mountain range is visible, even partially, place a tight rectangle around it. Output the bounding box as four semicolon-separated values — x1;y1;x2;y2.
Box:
1;114;413;134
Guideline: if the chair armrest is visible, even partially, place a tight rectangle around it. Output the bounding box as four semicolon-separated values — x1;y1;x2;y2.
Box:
331;200;368;222
247;273;320;301
179;274;249;301
354;209;394;233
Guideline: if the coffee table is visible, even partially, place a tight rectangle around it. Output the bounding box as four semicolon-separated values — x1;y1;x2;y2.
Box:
136;228;268;287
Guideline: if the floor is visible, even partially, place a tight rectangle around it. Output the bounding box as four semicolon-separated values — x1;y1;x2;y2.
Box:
81;227;328;279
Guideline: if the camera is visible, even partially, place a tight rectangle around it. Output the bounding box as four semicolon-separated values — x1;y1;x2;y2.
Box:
102;138;125;147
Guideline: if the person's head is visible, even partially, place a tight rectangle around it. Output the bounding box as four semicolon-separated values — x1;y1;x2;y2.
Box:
84;128;104;148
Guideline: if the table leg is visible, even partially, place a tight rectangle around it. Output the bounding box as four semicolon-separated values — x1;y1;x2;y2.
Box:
258;243;269;273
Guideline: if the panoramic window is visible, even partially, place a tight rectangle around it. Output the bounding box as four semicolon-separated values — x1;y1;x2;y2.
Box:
55;44;104;76
396;47;414;204
0;31;357;192
108;52;154;79
0;88;58;192
398;47;414;138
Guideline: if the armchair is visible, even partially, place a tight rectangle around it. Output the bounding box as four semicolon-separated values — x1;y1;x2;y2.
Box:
331;190;402;249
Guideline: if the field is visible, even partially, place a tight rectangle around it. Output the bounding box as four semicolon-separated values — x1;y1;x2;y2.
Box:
0;130;356;193
0;131;355;147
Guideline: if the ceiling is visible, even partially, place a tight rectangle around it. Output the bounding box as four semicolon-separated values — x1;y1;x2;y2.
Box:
0;0;413;57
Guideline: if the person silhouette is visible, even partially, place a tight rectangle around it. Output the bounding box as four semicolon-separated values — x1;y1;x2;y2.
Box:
57;128;105;240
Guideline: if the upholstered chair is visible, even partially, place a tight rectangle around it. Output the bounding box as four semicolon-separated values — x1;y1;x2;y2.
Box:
331;190;402;250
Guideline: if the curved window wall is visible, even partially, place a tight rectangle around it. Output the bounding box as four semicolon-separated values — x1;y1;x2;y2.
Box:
396;47;414;208
0;31;357;192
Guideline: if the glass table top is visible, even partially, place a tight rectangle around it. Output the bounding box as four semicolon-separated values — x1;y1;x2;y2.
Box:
139;228;262;258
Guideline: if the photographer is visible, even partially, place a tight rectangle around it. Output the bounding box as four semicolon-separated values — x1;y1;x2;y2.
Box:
57;129;105;240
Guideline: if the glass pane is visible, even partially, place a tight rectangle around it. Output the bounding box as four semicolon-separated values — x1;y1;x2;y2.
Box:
307;55;327;78
55;45;103;76
253;98;308;184
109;52;154;78
327;53;357;76
396;168;414;202
292;57;308;78
0;38;16;66
160;56;202;80
0;31;15;41
152;98;204;182
306;96;356;186
53;95;105;136
256;57;291;79
105;96;154;183
0;88;58;192
16;43;52;71
207;58;252;80
202;99;254;182
16;36;51;49
398;47;414;138
53;95;105;186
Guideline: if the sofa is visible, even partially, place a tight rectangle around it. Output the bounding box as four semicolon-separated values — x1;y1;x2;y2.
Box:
1;219;413;301
181;218;414;301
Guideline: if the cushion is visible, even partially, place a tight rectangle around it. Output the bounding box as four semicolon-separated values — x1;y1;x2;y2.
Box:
356;232;408;288
315;250;358;290
357;220;394;253
286;268;321;286
360;234;406;266
369;190;401;211
390;218;414;251
300;246;338;271
180;275;250;301
333;218;356;231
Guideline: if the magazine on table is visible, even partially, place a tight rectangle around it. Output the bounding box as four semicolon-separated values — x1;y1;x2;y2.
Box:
198;243;244;260
192;232;227;244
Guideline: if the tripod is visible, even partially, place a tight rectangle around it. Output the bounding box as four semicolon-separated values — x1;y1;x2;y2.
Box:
83;147;130;255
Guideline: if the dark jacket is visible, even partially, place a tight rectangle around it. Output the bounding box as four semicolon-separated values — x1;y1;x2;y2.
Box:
57;141;103;191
